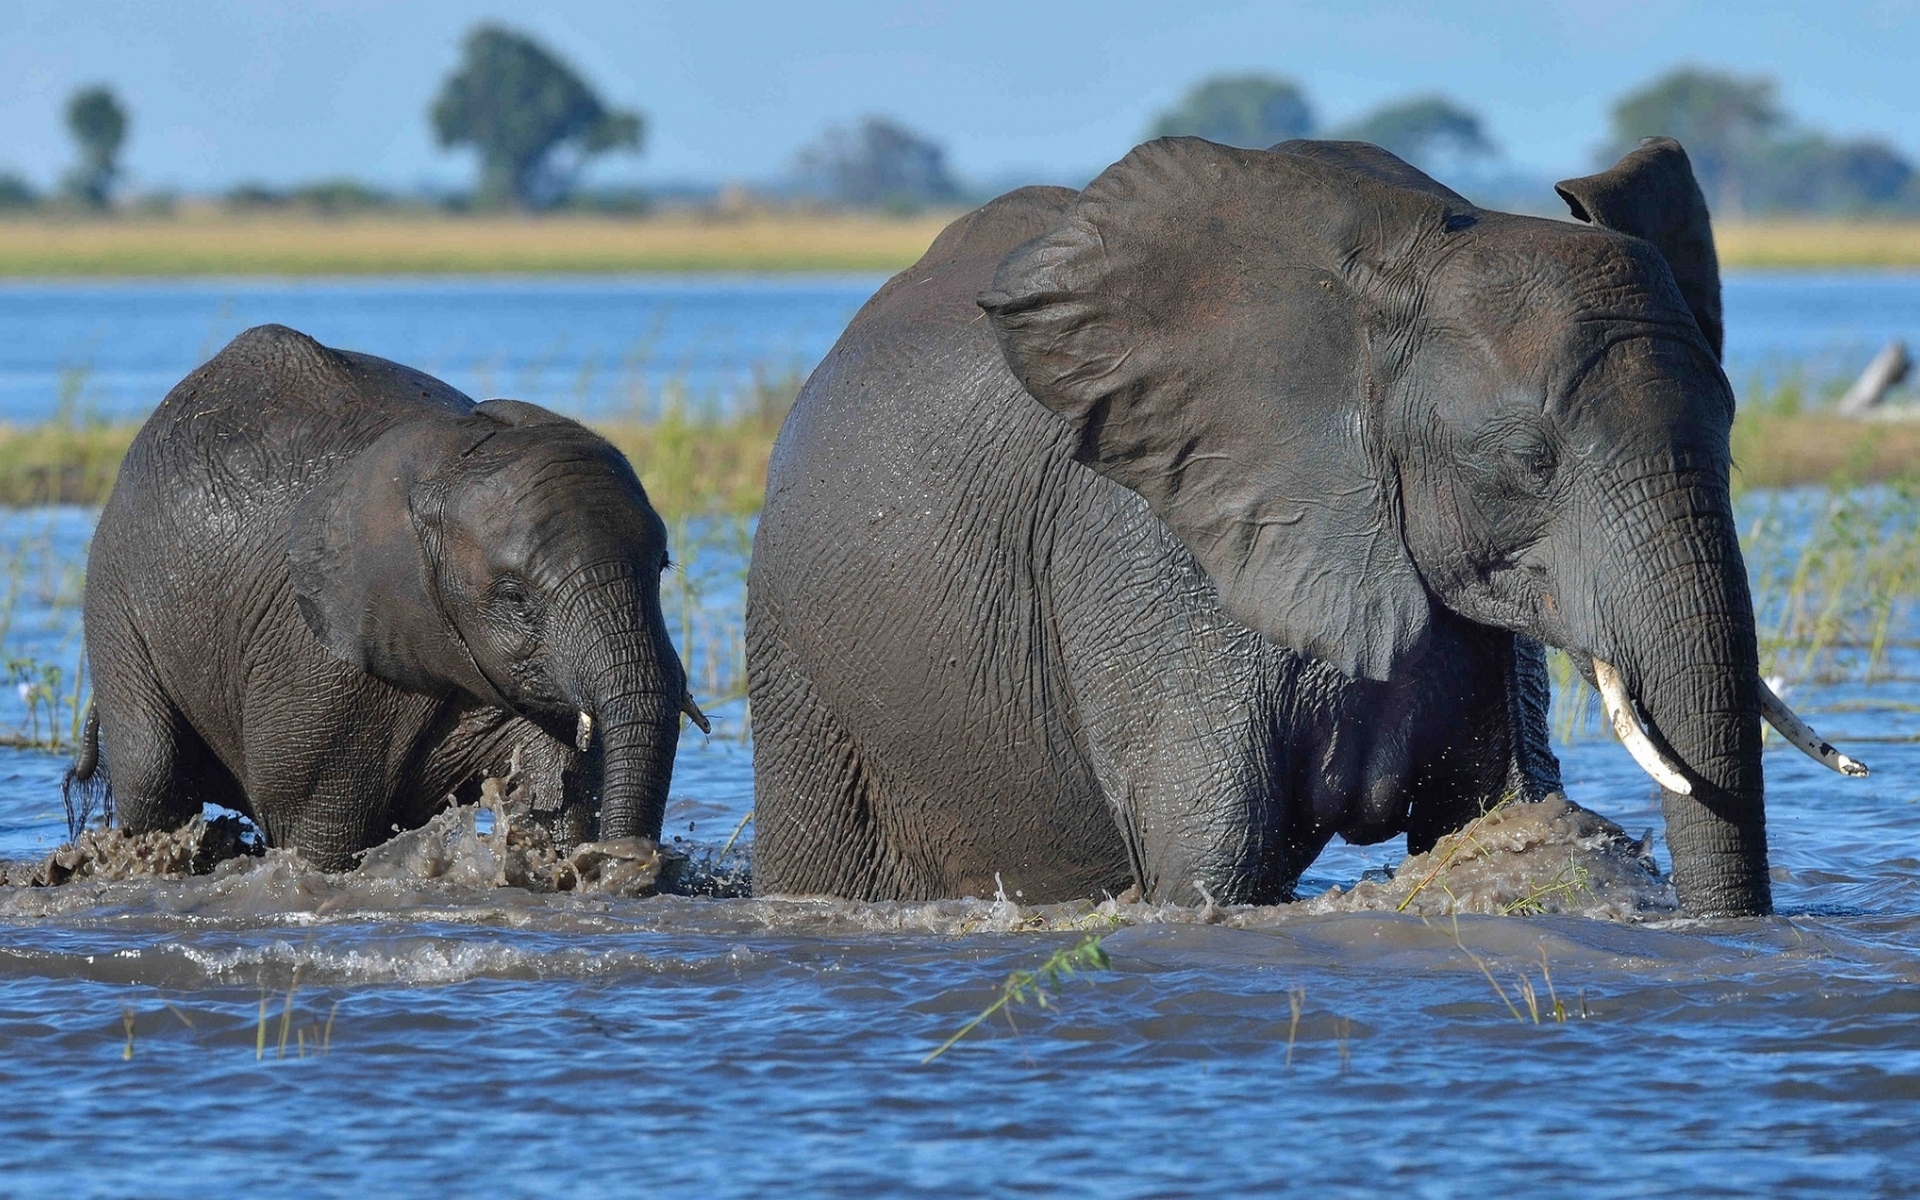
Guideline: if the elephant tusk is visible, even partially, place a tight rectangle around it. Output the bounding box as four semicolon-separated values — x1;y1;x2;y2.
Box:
1758;677;1869;778
681;691;711;735
1593;657;1693;796
575;710;593;753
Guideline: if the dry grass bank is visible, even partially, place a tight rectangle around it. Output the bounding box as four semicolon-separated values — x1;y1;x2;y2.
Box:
0;210;957;277
1716;220;1920;270
0;212;1917;276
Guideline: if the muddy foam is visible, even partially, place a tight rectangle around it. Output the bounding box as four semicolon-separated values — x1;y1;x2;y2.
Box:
356;803;676;896
0;814;258;886
0;793;1670;940
0;772;750;900
1295;793;1675;920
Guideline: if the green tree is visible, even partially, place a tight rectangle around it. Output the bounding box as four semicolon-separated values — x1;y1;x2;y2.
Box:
431;25;643;210
1332;95;1493;171
1604;68;1782;215
63;86;128;210
1148;74;1314;148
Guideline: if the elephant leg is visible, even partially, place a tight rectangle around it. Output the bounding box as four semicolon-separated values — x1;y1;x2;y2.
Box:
1401;620;1562;855
239;761;381;870
747;620;901;899
93;655;242;835
398;710;595;851
239;697;414;870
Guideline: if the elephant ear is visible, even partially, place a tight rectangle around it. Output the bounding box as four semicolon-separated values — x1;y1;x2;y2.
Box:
978;137;1447;681
1556;137;1723;360
287;416;502;701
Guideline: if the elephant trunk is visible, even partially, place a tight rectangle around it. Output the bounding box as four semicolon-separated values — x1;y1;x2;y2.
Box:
559;576;687;843
590;683;680;841
1589;469;1769;916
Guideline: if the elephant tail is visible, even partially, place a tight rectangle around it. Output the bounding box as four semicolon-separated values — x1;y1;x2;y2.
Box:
61;702;112;841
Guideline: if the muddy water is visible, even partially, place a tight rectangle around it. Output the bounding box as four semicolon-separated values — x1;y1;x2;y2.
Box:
2;507;1919;1196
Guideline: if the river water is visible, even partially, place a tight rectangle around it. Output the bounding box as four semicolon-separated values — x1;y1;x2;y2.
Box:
0;275;1917;1196
0;270;1917;422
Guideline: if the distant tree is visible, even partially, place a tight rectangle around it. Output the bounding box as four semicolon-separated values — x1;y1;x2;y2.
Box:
1824;139;1916;209
0;172;37;211
63;86;129;210
291;179;394;215
1604;68;1783;215
1604;67;1917;216
791;117;959;212
224;179;393;214
1745;135;1915;215
1332;95;1494;171
1148;74;1314;148
223;182;285;211
431;25;643;210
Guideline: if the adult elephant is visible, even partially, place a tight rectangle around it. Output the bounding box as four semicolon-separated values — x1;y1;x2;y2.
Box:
746;137;1864;916
74;324;704;869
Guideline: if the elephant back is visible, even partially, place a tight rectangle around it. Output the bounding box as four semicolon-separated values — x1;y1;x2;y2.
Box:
763;186;1077;508
121;324;476;506
759;186;1086;621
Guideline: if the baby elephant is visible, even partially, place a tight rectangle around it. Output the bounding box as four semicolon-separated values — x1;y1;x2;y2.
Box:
73;324;701;868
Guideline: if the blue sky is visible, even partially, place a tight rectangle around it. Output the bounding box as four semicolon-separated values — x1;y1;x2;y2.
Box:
3;0;1917;193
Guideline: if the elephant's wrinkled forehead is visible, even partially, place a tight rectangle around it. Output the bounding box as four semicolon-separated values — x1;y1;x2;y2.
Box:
1433;220;1700;346
1423;218;1721;413
442;430;664;565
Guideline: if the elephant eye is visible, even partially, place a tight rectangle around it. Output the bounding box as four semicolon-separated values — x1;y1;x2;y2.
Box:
1467;424;1558;500
485;576;543;657
491;576;536;617
1511;440;1557;481
1480;426;1556;480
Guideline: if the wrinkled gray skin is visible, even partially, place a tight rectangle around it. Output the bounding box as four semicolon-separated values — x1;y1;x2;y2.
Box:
749;136;1770;916
77;325;689;869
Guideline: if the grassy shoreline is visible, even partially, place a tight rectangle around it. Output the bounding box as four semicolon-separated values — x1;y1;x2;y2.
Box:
0;212;956;277
0;413;780;517
2;213;1919;276
1714;220;1920;270
0;405;1914;514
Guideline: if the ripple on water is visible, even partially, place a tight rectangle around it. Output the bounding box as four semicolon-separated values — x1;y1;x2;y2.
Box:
0;794;1682;993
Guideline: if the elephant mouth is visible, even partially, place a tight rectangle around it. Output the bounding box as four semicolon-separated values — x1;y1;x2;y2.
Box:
571;691;708;754
1590;655;1868;792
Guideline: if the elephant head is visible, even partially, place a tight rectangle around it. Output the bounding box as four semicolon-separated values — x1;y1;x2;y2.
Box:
979;135;1862;917
287;397;701;842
